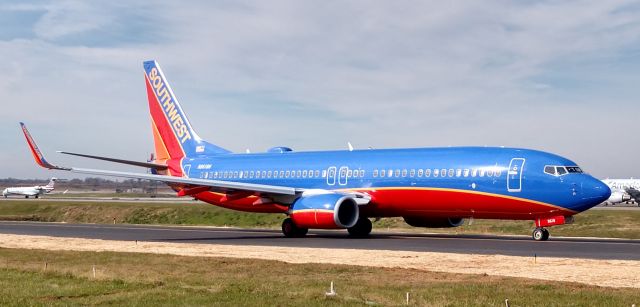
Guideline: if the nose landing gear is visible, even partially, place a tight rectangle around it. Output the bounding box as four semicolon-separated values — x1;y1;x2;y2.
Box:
532;228;550;241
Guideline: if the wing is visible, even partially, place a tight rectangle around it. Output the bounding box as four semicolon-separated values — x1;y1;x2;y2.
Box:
20;122;299;198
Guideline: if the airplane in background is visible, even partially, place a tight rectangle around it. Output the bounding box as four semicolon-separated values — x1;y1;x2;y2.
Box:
601;178;640;206
20;60;611;241
2;178;57;198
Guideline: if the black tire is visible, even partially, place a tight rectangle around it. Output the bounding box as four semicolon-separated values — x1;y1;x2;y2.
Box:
25;195;29;199
532;228;548;241
281;218;307;238
541;228;550;241
35;195;39;199
348;218;372;237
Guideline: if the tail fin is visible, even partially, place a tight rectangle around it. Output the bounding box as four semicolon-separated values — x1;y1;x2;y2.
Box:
45;178;57;188
143;60;231;165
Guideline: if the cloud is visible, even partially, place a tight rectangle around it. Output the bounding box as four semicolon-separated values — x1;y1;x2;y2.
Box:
0;1;639;179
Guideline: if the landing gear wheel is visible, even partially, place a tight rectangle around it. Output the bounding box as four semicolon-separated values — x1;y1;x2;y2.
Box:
348;218;372;237
532;227;549;241
25;196;29;199
35;195;39;199
281;218;308;238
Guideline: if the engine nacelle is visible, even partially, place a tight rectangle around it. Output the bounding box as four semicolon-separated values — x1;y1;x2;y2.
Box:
290;193;359;229
607;191;631;204
403;216;464;228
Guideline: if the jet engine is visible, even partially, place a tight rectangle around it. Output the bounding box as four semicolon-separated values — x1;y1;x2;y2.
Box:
403;216;464;228
606;191;630;204
290;193;359;229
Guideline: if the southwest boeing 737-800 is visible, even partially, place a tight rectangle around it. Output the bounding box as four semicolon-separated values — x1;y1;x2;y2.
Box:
20;60;611;241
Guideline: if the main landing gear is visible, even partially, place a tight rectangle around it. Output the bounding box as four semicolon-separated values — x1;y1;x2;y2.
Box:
532;227;550;241
281;218;308;238
348;218;372;237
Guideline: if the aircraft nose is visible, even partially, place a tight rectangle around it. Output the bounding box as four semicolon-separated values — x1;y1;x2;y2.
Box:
581;177;611;207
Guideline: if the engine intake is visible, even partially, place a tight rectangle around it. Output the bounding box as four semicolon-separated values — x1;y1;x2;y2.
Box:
403;216;464;228
290;193;359;229
607;191;631;204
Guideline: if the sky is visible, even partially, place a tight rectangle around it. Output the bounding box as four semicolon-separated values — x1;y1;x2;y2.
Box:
0;1;639;179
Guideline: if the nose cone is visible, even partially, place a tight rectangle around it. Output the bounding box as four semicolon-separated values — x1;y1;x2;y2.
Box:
577;177;611;211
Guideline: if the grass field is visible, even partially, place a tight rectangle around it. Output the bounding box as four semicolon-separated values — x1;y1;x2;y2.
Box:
0;199;639;239
0;248;638;306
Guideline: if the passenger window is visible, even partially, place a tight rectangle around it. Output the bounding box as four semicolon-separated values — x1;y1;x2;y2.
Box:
267;171;272;178
239;171;243;179
373;169;379;177
418;169;423;177
388;169;393;177
410;169;415;177
441;169;447;177
479;169;485;177
433;169;439;177
314;170;319;177
425;169;431;177
359;170;364;177
471;169;477;177
487;169;493;177
297;170;301;177
448;169;454;177
380;170;386;177
302;170;307;178
285;170;290;178
463;169;469;177
395;169;400;177
347;170;353;177
456;169;462;177
214;172;219;179
495;169;501;177
402;169;407;177
322;170;326;178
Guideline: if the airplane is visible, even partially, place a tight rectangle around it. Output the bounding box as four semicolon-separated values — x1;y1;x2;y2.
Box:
601;178;640;206
19;60;611;241
2;178;57;198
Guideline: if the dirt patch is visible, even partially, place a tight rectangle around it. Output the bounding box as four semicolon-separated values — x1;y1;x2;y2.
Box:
0;234;637;289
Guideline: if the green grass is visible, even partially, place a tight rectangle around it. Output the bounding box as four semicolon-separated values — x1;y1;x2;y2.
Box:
0;199;639;239
0;248;637;306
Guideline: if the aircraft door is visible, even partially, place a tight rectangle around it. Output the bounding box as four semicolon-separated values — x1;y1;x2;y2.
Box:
507;158;525;192
183;164;191;178
338;166;349;186
327;166;337;186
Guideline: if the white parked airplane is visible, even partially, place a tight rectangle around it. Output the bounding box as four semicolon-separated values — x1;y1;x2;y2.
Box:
2;178;57;198
601;178;640;206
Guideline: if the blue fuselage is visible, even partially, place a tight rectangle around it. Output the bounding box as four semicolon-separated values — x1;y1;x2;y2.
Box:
181;146;610;218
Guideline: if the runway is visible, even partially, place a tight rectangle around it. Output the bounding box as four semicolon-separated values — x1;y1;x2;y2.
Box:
0;221;637;260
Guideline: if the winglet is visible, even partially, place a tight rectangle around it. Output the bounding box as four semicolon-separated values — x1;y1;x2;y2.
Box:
20;122;69;170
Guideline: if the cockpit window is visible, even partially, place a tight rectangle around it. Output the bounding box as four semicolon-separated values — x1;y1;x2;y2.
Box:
556;166;567;175
545;165;582;176
566;166;583;173
544;166;556;176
